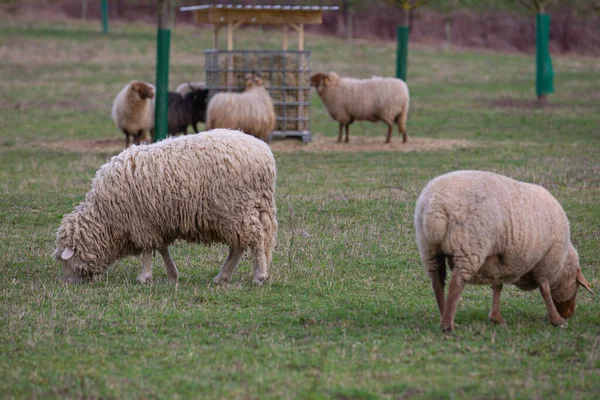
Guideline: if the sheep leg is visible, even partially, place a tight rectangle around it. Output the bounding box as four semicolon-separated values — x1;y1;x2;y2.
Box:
158;246;179;281
251;239;270;285
489;284;506;325
441;269;465;333
213;246;245;285
122;129;131;148
137;250;153;284
426;254;446;317
398;111;408;143
538;280;568;328
193;123;198;134
345;122;351;143
385;122;393;144
337;123;344;142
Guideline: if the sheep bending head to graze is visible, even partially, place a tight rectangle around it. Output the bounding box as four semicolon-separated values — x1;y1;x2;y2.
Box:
310;71;410;144
54;129;278;285
206;74;276;142
414;170;594;333
111;80;156;148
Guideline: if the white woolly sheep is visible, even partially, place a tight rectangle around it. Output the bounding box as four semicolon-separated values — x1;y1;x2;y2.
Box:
414;170;593;333
206;75;276;142
54;129;278;285
111;80;155;148
310;72;410;144
175;81;206;97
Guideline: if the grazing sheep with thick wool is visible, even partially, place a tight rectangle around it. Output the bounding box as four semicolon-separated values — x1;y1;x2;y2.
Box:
175;81;206;97
414;170;593;333
54;129;278;285
206;75;276;142
310;71;409;144
167;88;209;135
111;80;155;148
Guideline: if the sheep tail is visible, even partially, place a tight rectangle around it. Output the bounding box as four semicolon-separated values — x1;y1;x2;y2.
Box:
416;195;448;248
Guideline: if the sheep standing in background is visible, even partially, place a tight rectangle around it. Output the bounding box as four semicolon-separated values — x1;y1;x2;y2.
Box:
111;80;155;148
167;88;209;135
414;170;594;333
175;81;206;97
206;75;276;142
310;72;409;144
54;129;278;286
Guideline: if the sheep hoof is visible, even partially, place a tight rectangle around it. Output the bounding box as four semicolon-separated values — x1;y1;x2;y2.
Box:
213;274;228;285
253;274;269;285
167;272;179;282
136;273;152;284
488;313;506;326
552;318;568;328
441;321;456;334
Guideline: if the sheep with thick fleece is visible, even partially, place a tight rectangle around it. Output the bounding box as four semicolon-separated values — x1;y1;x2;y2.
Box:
310;71;409;144
414;170;593;333
54;129;278;285
167;88;209;135
206;75;276;142
111;80;155;148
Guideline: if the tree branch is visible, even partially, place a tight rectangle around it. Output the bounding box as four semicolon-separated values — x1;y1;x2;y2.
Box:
517;0;537;13
411;0;429;9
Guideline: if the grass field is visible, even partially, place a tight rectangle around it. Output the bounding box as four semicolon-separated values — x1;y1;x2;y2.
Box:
1;16;599;399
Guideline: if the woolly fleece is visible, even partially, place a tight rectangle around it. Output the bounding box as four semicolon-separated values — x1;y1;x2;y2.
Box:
111;80;155;147
206;78;276;142
311;72;409;143
414;170;591;328
54;129;278;283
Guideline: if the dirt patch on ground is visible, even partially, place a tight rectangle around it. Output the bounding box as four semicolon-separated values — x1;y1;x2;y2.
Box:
486;96;596;111
40;138;125;153
270;136;474;153
39;136;474;154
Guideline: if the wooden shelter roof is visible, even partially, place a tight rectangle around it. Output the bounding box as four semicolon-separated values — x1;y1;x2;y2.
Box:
180;4;339;25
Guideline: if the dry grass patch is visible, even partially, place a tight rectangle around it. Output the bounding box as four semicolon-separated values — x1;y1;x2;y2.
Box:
37;135;475;155
271;135;475;153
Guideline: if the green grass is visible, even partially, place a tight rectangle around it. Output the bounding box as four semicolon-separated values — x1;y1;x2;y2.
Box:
1;16;600;399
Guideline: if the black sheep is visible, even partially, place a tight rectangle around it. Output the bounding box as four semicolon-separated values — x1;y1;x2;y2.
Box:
167;88;208;135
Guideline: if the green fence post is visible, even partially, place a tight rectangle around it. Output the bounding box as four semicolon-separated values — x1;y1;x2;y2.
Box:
154;28;171;142
536;13;554;101
101;0;108;34
396;26;409;82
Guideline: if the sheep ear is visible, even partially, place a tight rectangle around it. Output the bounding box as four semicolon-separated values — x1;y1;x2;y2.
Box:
577;269;594;294
324;76;330;86
62;247;75;260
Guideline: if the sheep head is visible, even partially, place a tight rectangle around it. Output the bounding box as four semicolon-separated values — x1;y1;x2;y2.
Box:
54;213;111;283
245;74;264;90
552;245;593;318
54;246;86;283
132;81;154;100
310;72;339;95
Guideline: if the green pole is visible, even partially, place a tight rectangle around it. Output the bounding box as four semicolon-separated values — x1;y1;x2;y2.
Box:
154;28;171;142
396;26;409;82
101;0;108;34
536;13;554;100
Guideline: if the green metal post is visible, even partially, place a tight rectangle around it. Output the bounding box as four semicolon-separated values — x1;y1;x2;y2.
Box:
536;13;554;99
396;26;409;82
154;28;171;142
101;0;108;34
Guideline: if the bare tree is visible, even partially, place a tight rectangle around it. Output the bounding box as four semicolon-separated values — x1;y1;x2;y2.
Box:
382;0;429;27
